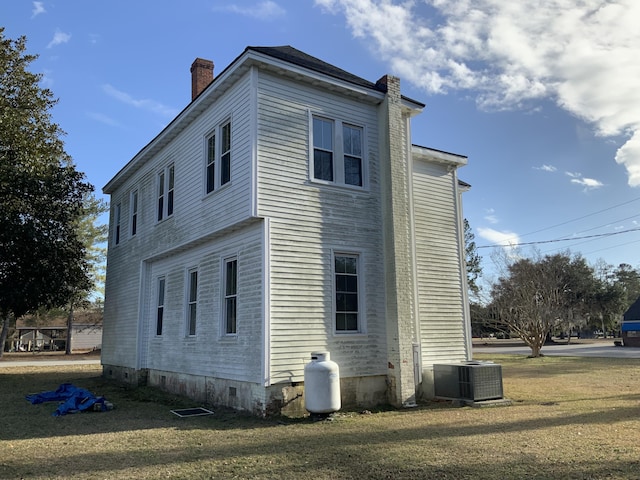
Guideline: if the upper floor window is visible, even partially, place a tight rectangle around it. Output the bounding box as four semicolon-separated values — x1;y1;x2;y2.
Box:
114;203;121;245
311;115;364;188
334;253;361;333
157;164;174;221
205;120;231;194
130;190;138;237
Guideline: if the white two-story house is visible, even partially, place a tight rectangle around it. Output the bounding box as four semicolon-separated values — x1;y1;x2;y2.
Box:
102;46;471;416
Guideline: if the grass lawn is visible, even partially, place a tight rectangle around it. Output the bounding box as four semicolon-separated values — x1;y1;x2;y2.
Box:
1;354;640;479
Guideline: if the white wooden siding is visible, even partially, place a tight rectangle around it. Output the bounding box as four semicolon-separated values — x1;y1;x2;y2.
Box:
255;71;387;382
103;72;256;369
412;159;467;364
142;221;264;382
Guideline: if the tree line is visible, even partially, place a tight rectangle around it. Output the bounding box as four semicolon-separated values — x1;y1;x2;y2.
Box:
465;222;640;357
0;29;106;356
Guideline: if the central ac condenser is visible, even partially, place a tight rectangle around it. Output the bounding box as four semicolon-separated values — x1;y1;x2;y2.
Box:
433;362;503;401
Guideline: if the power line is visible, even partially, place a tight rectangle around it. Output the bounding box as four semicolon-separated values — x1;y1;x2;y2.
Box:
477;197;640;248
477;226;640;249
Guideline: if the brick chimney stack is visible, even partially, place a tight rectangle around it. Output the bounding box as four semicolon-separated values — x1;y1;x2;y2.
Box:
191;58;214;100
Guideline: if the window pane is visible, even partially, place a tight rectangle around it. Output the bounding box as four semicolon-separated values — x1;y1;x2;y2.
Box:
343;125;362;156
226;260;237;295
168;165;175;189
314;150;333;181
157;197;163;221
189;271;198;302
344;256;357;274
344;156;362;186
226;298;236;334
167;191;174;216
189;304;197;335
221;152;231;185
206;135;215;193
206;163;215;194
313;117;332;150
335;255;359;332
156;308;163;336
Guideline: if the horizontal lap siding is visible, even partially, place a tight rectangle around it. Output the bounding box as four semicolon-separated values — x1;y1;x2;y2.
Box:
256;72;387;383
412;160;467;364
103;74;254;369
144;222;264;382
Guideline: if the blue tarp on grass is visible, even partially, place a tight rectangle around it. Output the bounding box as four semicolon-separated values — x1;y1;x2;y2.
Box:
26;383;109;417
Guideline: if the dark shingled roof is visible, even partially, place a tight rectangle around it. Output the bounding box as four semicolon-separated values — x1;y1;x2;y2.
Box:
624;296;640;321
247;45;387;93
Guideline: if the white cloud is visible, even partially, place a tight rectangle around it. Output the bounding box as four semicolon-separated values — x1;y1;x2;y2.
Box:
535;164;557;172
315;0;640;187
483;208;498;224
565;171;604;190
102;84;179;118
213;1;285;20
46;29;71;48
87;112;121;128
31;1;46;18
477;227;520;248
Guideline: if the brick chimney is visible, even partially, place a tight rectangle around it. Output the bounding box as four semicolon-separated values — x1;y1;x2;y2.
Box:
190;58;214;100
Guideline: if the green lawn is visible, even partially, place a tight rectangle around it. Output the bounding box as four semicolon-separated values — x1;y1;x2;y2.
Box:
1;354;639;479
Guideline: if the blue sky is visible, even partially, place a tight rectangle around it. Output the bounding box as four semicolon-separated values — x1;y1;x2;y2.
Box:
3;0;640;293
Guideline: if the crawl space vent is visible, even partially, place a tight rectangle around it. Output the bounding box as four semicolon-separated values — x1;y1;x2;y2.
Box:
170;407;214;418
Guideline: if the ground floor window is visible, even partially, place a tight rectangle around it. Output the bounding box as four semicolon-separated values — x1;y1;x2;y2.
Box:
334;253;360;332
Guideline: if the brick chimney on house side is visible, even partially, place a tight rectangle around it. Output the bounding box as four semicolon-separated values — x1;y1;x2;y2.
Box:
191;58;214;100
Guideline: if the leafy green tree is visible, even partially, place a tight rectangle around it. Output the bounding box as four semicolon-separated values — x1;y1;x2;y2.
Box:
612;263;640;311
489;253;596;357
0;28;93;356
464;219;482;300
64;193;108;354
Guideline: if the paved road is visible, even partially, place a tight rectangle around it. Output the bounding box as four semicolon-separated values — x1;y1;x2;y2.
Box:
474;341;640;359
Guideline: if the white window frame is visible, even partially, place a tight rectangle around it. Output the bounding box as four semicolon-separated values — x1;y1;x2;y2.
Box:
130;190;138;237
222;255;238;336
186;267;198;336
332;250;365;334
204;119;232;195
156;276;165;336
157;164;174;222
310;113;366;189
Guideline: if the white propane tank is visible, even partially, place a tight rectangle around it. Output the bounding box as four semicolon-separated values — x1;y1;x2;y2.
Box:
304;351;341;414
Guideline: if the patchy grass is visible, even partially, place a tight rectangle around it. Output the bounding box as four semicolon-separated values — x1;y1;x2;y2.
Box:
1;355;640;479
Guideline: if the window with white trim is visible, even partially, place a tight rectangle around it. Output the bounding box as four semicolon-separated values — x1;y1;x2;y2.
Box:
130;190;138;237
334;253;361;333
205;120;231;194
187;268;198;336
223;257;238;335
114;203;121;245
311;115;364;187
157;164;174;221
156;277;165;336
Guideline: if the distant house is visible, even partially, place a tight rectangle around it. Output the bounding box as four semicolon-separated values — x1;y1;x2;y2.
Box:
14;310;102;352
102;46;471;416
622;298;640;347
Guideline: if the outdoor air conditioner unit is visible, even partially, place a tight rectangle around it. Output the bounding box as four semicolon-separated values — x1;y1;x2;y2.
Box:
433;362;503;401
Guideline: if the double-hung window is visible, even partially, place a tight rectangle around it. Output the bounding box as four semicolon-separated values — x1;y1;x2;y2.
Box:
114;203;121;245
156;277;165;336
205;120;231;194
130;190;138;237
334;253;361;333
187;268;198;336
157;164;174;221
312;115;364;188
223;257;238;335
